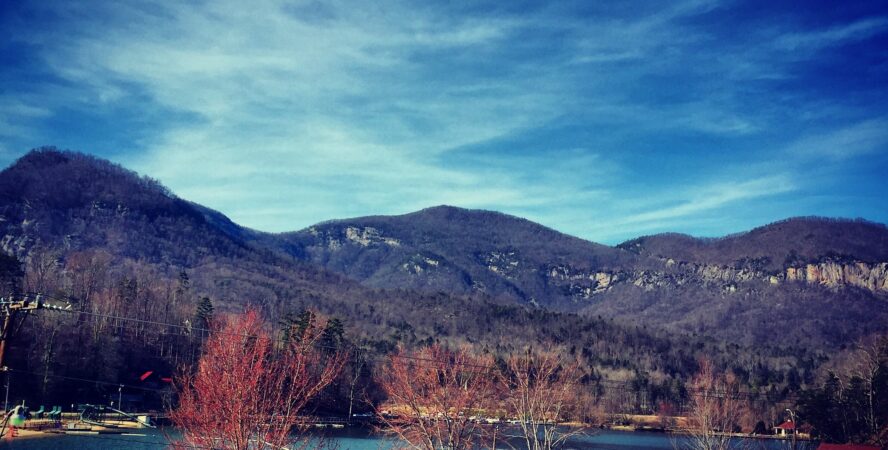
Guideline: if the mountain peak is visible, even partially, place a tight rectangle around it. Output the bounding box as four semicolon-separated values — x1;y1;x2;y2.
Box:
417;204;465;213
407;204;527;222
746;216;887;235
1;147;175;209
9;146;74;168
0;148;244;265
619;216;888;268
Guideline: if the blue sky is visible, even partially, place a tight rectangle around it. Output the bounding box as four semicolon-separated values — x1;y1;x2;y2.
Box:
1;0;887;244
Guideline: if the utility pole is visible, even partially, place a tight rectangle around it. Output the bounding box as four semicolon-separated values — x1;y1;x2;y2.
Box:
0;294;71;411
0;301;28;370
0;295;71;359
3;372;8;412
0;296;37;413
785;408;797;450
0;312;9;412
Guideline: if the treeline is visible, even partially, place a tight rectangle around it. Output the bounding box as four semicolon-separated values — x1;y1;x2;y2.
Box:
174;309;870;450
796;335;888;445
0;245;822;425
6;246;885;444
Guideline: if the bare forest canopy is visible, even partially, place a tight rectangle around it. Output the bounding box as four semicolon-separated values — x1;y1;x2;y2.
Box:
0;147;887;437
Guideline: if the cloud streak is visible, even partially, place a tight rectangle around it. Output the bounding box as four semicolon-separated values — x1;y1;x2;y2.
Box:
1;0;886;243
784;119;888;161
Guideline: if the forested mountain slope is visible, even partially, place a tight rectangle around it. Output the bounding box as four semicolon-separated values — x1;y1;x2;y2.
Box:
619;218;888;270
270;205;643;307
267;207;888;349
597;219;888;347
1;148;775;410
6;148;885;352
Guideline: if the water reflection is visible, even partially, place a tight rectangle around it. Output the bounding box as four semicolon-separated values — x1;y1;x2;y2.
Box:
0;427;814;450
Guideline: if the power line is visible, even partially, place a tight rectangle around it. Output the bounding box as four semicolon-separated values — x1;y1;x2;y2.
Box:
33;306;547;377
5;369;170;393
13;292;259;340
8;353;794;407
4;293;802;404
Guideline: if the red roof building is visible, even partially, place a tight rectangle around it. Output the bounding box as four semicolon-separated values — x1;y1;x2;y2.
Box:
774;420;796;437
776;421;796;430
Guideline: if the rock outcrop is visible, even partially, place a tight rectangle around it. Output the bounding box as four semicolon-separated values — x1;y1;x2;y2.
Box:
544;259;888;303
785;261;888;291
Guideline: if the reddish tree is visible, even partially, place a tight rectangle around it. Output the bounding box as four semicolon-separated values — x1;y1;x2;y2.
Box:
378;345;498;450
169;309;345;450
499;350;585;450
680;359;749;450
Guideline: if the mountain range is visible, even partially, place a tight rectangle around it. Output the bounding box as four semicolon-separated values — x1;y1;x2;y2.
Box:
2;147;888;353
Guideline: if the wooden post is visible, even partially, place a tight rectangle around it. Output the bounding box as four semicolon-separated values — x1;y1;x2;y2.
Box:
1;308;11;413
0;312;11;370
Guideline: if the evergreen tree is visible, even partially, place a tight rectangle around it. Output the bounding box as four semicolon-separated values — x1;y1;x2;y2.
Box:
194;297;214;330
178;270;190;292
0;251;22;296
321;317;345;351
280;309;317;344
295;310;315;335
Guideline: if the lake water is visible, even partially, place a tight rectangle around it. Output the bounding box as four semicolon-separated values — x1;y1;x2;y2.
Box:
0;427;810;449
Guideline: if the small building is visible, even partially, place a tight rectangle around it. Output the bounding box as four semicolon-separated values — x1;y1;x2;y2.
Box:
774;420;796;437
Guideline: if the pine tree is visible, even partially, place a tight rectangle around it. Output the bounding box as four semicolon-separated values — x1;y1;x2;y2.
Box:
280;309;316;344
194;297;214;330
321;317;345;351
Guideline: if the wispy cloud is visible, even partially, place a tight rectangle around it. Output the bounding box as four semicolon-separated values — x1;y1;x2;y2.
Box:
1;0;886;242
582;175;797;242
784;118;888;161
775;17;888;52
619;176;795;225
0;98;51;139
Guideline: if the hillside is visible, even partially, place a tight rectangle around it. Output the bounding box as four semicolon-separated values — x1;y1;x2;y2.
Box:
618;218;888;270
261;207;888;348
270;206;642;307
1;148;750;409
588;220;888;345
0;149;252;264
0;148;885;408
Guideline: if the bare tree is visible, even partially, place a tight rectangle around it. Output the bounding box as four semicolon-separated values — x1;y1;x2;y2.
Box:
169;309;345;450
64;250;111;311
499;350;585;450
346;347;368;424
377;345;497;450
679;359;749;450
876;422;888;448
847;334;888;443
24;247;62;294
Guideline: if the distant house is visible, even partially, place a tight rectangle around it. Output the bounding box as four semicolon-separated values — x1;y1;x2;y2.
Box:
774;420;796;437
816;444;880;450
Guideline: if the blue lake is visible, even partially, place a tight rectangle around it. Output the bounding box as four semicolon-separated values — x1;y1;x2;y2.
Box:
0;427;810;449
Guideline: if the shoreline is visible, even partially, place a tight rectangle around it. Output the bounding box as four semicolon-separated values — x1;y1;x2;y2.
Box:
2;418;815;444
3;420;150;440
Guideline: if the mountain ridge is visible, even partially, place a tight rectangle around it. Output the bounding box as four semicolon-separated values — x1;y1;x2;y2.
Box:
5;148;887;258
273;202;643;306
619;216;888;270
4;148;775;410
2;148;888;350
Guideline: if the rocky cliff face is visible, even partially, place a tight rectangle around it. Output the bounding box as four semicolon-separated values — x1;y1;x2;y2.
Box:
784;261;888;291
543;259;888;303
304;225;402;250
281;212;888;308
